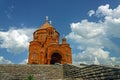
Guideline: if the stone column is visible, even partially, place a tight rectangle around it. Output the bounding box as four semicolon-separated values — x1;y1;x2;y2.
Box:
47;59;51;64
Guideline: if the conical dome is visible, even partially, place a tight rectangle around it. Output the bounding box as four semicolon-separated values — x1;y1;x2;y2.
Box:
39;21;53;29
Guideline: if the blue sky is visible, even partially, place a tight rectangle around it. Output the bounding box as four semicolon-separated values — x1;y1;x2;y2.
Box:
0;0;120;65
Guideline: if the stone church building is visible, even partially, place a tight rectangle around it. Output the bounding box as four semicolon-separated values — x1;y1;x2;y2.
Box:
28;17;72;64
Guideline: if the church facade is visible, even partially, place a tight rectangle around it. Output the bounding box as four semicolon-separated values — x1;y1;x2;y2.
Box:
28;18;72;64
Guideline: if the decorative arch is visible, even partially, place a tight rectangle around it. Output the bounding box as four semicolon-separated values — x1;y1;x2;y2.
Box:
49;50;64;64
50;53;62;64
49;50;64;58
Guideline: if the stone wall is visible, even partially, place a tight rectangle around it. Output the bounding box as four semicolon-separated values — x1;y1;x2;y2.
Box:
0;64;120;80
63;64;120;80
63;64;83;80
0;64;63;80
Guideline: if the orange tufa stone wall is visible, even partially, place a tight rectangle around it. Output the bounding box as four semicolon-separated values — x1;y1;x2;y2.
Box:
28;20;72;64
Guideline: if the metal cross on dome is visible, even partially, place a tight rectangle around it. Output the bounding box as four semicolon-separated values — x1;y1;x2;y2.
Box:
49;20;52;24
46;16;48;21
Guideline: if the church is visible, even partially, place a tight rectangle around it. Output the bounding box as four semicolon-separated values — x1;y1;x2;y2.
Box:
28;17;72;64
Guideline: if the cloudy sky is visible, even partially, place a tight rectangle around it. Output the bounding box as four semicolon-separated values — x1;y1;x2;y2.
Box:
0;0;120;65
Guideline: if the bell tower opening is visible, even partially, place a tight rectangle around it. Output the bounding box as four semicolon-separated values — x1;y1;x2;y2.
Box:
50;53;62;64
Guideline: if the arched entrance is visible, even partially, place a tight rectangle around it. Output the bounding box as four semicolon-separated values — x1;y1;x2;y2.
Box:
50;53;62;64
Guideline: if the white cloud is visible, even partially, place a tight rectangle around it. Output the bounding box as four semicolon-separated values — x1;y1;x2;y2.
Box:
72;48;111;65
20;59;28;64
70;20;105;39
0;56;13;64
96;4;112;17
0;27;36;54
105;16;120;38
96;4;120;18
88;10;95;17
67;4;120;65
